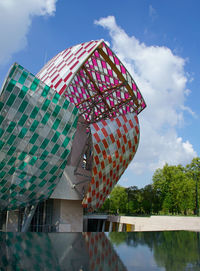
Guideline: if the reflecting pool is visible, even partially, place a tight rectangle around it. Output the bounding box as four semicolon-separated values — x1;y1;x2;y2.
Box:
0;231;200;271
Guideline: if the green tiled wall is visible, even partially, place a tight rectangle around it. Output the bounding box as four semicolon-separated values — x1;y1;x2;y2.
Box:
0;63;79;210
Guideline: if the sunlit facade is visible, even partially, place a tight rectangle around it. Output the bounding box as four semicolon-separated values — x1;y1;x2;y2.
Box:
0;40;146;231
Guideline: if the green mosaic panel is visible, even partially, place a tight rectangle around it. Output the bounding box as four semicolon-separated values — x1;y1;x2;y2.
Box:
0;63;79;210
0;233;61;271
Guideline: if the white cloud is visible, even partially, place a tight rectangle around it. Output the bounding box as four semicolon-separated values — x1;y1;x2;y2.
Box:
0;0;57;64
95;16;197;176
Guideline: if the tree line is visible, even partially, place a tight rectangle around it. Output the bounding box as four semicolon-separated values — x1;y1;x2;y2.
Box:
99;157;200;216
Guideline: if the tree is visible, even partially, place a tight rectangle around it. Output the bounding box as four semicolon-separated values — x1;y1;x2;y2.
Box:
186;157;200;215
125;186;140;214
99;198;110;213
152;163;195;215
109;185;128;214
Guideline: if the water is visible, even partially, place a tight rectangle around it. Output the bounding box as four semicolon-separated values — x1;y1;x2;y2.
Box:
0;231;200;270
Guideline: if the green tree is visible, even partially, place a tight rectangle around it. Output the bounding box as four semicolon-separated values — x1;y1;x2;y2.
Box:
153;163;195;214
109;185;128;214
186;157;200;215
99;198;110;213
126;186;140;214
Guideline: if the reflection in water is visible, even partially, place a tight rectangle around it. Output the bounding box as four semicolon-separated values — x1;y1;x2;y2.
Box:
0;232;127;271
109;231;200;271
0;231;200;271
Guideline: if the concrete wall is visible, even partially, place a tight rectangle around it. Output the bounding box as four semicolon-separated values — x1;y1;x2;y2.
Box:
108;215;200;231
53;199;83;232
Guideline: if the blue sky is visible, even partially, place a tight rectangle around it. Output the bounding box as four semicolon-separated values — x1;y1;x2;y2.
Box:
0;0;200;188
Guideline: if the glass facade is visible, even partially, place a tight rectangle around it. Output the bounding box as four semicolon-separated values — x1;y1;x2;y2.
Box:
0;64;79;210
0;40;146;212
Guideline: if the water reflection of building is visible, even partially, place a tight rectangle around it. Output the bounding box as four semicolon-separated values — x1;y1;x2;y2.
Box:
83;233;127;271
0;232;127;271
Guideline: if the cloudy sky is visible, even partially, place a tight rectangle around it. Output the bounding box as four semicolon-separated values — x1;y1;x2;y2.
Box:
0;0;200;187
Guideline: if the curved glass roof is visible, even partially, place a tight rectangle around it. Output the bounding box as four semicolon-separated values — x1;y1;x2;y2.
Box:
37;40;146;123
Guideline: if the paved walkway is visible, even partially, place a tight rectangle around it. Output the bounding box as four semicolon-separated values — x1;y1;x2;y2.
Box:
108;215;200;231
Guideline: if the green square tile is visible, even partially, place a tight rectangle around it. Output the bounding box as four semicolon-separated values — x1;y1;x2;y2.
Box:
1;187;8;193
40;150;48;160
29;133;39;144
0;179;7;186
19;162;27;170
40;138;49;149
29;156;37;166
8;156;16;166
39;180;47;187
7;134;16;145
7;121;16;133
49;166;58;175
2;194;8;200
18;71;28;84
30;120;39;132
18;127;28;138
39;171;47;179
62;137;70;148
49;175;56;183
41;112;50;125
29;184;36;191
61;149;70;159
6;79;16;92
28;192;36;198
39;161;48;170
51;144;59;154
8;167;15;175
62;123;71;136
18;86;28;99
72;116;78;128
18;64;23;70
19;188;26;194
18;114;28;126
0;161;5;170
0;140;5;150
0;115;4;125
52;118;61;130
0;171;6;178
18;100;28;113
52;93;60;104
18;172;26;179
29;176;37;183
11;191;17;197
29;145;38;155
51;131;60;143
18;151;27;161
7;146;16;156
30;78;40;91
6;93;16;106
0;101;4;111
0;128;4;138
41;85;50;97
63;100;69;110
42;99;50;111
10;199;17;204
10;184;17;190
39;195;46;201
52;105;61;118
60;160;67;170
72;106;78;115
30;106;39;118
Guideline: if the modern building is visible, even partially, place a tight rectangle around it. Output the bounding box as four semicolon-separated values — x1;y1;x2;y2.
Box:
0;40;146;232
